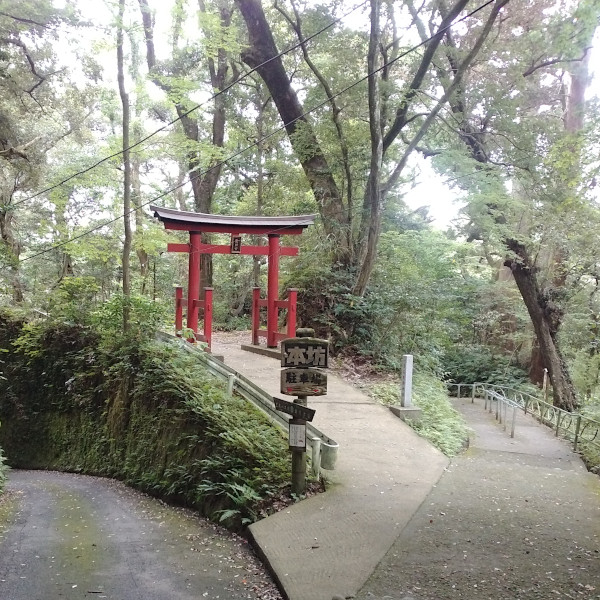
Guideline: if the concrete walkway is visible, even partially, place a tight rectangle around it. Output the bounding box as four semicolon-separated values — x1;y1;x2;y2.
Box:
211;335;449;600
354;396;600;600
212;335;600;600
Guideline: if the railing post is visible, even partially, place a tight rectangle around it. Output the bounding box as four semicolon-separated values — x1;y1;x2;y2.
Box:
471;384;475;403
511;406;517;438
555;411;561;437
203;287;213;350
252;287;261;345
286;288;298;339
311;437;321;479
574;415;582;451
227;373;236;397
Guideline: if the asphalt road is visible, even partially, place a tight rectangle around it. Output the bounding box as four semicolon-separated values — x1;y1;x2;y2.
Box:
0;470;282;600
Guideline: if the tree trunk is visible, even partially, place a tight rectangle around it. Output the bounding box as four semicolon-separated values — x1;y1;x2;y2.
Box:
234;0;350;262
505;240;579;411
117;0;132;332
352;0;383;297
131;154;149;294
0;202;24;303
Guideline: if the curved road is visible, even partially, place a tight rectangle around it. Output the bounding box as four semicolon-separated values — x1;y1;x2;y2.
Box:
0;470;281;600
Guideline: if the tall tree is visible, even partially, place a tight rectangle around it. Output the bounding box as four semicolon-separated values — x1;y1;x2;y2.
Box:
117;0;133;331
138;0;238;290
0;2;79;303
234;0;509;294
428;0;599;410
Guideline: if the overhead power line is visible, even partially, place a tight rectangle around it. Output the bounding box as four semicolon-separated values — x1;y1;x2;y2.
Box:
20;0;505;264
12;0;370;210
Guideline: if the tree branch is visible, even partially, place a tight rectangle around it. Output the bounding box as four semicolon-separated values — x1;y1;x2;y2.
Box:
0;12;50;29
383;0;510;194
382;0;470;153
522;47;592;77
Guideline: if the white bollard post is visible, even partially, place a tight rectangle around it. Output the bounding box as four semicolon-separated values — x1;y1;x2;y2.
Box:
401;354;413;407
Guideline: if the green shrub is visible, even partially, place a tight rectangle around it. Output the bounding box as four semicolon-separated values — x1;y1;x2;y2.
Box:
443;344;530;387
0;311;291;529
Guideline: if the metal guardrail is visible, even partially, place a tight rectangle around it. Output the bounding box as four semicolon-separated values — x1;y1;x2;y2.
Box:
448;382;600;455
157;332;338;475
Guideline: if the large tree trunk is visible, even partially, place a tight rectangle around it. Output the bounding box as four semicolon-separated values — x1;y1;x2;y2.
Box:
0;200;24;303
117;0;132;332
234;0;351;262
505;240;578;411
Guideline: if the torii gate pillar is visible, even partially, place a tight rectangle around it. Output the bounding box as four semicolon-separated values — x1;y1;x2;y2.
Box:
187;231;202;333
267;234;280;347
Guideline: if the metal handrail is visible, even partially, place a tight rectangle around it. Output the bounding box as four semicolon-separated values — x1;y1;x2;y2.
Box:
448;382;600;455
157;332;338;474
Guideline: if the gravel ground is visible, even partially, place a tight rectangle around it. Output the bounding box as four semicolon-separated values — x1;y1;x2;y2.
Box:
355;398;600;600
0;470;282;600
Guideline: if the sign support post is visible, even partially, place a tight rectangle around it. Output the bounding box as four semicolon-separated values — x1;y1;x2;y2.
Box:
291;395;308;495
278;327;329;496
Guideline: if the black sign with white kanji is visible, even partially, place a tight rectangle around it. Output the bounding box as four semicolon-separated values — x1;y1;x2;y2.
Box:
281;338;329;369
273;397;316;421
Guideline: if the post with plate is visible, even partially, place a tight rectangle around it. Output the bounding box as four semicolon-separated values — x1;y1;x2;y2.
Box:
278;328;328;495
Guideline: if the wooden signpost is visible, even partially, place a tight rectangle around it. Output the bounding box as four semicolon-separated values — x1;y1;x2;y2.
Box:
277;329;329;494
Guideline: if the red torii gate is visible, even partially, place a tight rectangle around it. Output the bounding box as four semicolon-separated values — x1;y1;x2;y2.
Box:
151;205;315;349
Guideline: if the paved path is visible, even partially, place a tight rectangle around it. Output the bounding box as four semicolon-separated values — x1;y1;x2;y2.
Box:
211;335;449;600
356;396;600;599
0;470;281;600
213;336;600;600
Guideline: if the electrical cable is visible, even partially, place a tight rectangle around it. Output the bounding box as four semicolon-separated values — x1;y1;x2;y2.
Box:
12;0;370;209
19;0;504;263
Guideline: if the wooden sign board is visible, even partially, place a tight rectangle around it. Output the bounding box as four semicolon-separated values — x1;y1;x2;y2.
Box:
289;420;306;449
274;397;316;422
281;368;327;396
281;338;329;369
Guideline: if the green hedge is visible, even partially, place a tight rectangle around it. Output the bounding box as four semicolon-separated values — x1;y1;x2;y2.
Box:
0;312;290;527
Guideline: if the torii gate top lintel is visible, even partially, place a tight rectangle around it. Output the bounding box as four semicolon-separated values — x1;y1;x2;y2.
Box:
151;205;316;235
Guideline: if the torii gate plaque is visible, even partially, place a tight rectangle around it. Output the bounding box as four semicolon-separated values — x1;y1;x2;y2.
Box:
151;205;315;349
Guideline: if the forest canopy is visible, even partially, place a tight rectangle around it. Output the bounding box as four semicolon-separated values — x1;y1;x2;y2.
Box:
0;0;599;412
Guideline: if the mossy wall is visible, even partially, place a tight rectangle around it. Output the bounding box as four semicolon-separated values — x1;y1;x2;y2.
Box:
0;313;290;526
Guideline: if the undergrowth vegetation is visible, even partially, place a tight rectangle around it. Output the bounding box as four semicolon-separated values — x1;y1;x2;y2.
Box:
370;372;470;457
0;306;291;528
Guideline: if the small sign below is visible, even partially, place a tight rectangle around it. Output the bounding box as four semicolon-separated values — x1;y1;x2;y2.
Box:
281;338;329;368
230;235;242;254
274;397;316;421
289;420;306;449
281;368;327;396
